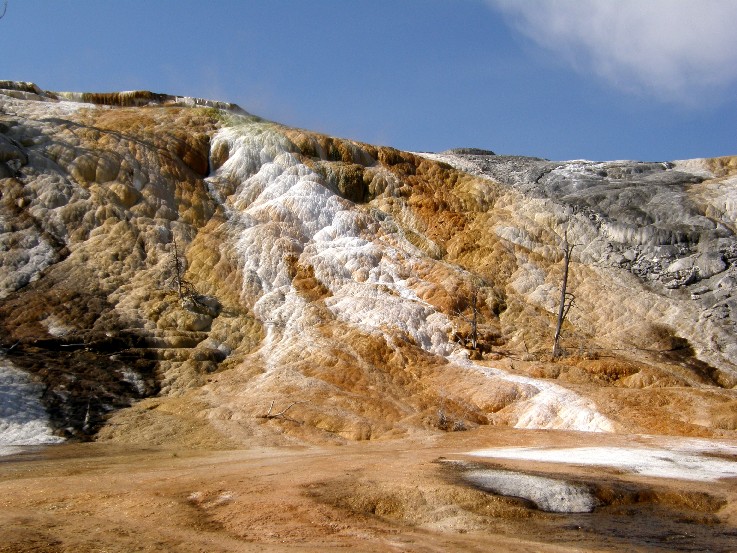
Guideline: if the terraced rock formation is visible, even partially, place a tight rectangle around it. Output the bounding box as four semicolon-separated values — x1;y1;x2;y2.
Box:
1;81;735;448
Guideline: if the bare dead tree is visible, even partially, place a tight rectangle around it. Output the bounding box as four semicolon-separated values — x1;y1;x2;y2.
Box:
167;234;205;309
469;288;479;350
170;234;185;300
552;233;576;358
454;286;481;350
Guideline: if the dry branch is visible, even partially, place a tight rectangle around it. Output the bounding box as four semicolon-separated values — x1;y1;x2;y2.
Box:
260;400;306;424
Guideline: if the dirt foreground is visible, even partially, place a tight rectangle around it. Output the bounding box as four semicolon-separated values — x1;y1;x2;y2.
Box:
2;427;737;553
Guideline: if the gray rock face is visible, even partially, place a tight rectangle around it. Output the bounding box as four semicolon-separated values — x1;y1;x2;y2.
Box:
426;151;737;378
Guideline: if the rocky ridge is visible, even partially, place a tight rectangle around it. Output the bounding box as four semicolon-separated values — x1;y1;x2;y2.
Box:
425;150;737;366
1;81;736;448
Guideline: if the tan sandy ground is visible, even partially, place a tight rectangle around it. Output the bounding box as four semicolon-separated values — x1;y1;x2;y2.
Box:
2;427;736;553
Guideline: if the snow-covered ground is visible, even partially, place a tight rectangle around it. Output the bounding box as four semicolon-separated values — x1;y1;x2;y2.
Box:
457;438;737;513
461;467;597;513
467;362;615;432
468;440;737;482
0;359;63;455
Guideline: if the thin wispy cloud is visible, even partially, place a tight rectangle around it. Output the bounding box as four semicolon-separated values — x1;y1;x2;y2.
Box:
486;0;737;105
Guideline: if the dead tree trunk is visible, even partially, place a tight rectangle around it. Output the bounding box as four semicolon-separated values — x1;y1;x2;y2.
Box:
454;286;481;351
552;238;575;358
171;235;185;300
469;288;479;350
168;235;205;309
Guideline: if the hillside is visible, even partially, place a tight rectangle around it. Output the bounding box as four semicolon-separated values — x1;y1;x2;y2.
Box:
1;80;736;450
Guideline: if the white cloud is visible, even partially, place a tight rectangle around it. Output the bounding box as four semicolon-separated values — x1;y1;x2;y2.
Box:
486;0;737;104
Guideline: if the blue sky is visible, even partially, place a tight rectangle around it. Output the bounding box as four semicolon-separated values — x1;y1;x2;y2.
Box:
1;0;736;161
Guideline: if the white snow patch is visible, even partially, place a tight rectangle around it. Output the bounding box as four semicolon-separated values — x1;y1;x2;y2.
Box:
41;315;75;338
463;468;597;513
0;359;63;453
468;442;737;482
413;152;485;177
469;363;614;432
119;368;146;395
672;158;714;179
0;231;57;299
0;94;90;123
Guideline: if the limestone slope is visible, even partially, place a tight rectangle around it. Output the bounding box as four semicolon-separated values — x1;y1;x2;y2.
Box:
0;81;735;447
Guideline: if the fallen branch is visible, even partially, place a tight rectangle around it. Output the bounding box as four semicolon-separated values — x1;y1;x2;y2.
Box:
259;400;306;424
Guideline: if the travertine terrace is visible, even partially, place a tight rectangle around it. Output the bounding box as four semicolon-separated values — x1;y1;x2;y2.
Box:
1;80;736;449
